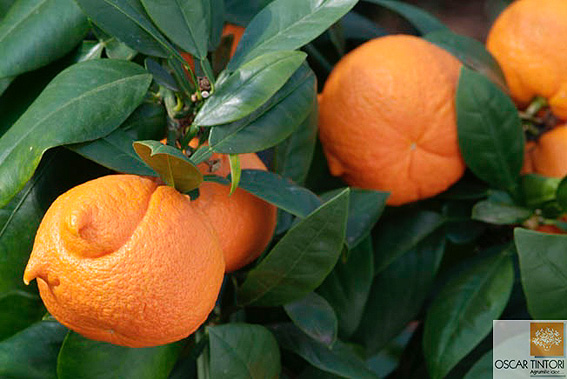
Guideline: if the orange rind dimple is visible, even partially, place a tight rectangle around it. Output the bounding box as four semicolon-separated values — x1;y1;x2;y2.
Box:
23;174;225;348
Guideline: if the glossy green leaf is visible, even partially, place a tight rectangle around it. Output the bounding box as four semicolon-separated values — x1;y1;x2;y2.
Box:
274;98;318;185
363;0;448;35
0;0;89;79
228;154;240;195
0;321;67;379
74;0;175;58
141;0;209;59
145;58;179;91
355;231;445;355
224;0;272;25
0;291;44;340
425;30;507;90
284;292;338;346
208;0;224;50
0;77;12;96
464;350;492;379
194;51;306;126
57;331;181;379
318;238;373;339
228;0;357;70
523;174;561;208
75;41;105;62
272;323;378;379
456;67;524;193
70;129;155;176
373;209;445;273
133;140;203;192
0;59;151;208
556;177;567;210
0;0;16;18
222;169;322;218
69;102;165;175
237;189;349;306
208;324;281;379
515;228;567;319
208;63;317;154
472;199;532;225
423;248;514;379
105;37;138;60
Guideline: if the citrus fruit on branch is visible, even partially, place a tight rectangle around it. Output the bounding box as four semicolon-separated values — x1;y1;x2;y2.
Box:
195;151;277;273
318;35;464;206
522;125;567;178
487;0;567;119
23;175;225;348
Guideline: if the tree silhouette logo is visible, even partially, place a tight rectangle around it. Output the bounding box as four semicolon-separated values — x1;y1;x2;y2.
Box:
531;323;565;357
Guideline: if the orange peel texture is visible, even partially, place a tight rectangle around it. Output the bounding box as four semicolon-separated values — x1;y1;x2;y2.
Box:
318;35;465;206
194;152;277;272
24;175;225;348
486;0;567;119
522;125;567;178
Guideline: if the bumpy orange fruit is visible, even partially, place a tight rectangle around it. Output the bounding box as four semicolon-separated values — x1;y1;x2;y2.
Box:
24;175;225;347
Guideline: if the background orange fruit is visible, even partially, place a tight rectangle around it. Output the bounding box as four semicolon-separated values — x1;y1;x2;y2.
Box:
195;152;277;272
318;35;465;206
522;125;567;178
486;0;567;119
23;175;224;348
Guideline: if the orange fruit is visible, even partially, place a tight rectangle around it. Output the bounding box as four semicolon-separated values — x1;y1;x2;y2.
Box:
318;35;465;206
486;0;567;119
195;151;277;272
522;125;567;178
23;175;224;348
181;23;245;70
536;224;565;234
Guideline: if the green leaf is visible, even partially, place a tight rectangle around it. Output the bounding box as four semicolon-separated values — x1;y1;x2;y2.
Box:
318;237;373;339
208;0;224;51
456;66;524;193
272;323;378;379
224;0;272;26
523;174;561;208
228;154;241;195
515;228;567;319
141;0;209;59
57;331;181;379
0;77;12;96
194;51;306;126
274;98;318;185
75;41;105;62
105;37;138;60
423;247;514;379
68;102;166;175
354;231;445;354
0;0;89;79
0;60;151;208
70;129;156;176
284;292;338;346
472;199;532;225
228;0;357;70
0;321;67;379
225;169;322;218
425;30;507;91
208;324;281;379
0;291;44;341
133;140;203;192
463;350;492;379
237;189;349;306
373;209;445;273
74;0;175;58
363;0;448;35
556;177;567;210
208;63;317;154
0;0;17;19
145;58;179;91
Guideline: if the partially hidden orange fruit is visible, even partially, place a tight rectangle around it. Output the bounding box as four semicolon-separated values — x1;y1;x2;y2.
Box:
522;125;567;178
318;35;465;206
23;175;225;348
181;23;245;70
486;0;567;119
195;151;277;273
